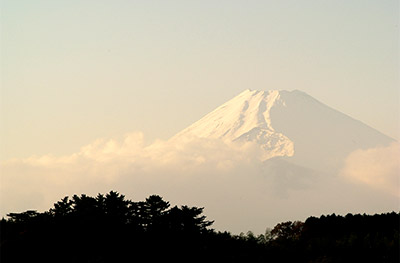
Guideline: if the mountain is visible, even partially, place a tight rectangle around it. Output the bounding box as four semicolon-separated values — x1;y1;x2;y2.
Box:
172;89;394;173
1;89;397;234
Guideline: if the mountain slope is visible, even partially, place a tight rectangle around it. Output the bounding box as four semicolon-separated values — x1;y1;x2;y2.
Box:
172;89;394;172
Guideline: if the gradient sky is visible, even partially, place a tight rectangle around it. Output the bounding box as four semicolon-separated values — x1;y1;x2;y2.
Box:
1;0;399;160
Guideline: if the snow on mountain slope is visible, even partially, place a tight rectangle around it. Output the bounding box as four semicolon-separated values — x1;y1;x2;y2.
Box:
172;89;394;172
172;90;295;160
174;90;278;139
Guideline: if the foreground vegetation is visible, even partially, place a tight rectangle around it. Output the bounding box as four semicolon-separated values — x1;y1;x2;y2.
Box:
1;191;398;262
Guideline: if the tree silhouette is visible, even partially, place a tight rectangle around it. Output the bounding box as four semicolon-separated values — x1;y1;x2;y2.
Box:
270;220;304;241
1;191;398;263
50;196;73;217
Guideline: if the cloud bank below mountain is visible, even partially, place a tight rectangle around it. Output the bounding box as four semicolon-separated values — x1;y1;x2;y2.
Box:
1;132;398;233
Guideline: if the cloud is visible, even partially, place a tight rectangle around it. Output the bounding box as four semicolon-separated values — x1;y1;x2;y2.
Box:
340;142;400;197
0;133;264;217
1;133;399;233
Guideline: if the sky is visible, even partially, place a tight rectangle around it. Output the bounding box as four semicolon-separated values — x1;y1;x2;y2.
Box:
1;1;399;233
1;0;399;161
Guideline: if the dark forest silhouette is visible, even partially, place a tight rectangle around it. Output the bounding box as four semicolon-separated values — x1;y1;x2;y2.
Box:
1;191;399;262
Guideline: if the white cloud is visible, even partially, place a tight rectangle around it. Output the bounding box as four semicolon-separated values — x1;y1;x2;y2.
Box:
1;133;398;233
340;142;400;197
0;133;264;216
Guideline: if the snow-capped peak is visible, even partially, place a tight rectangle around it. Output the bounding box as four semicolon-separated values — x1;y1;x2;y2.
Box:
172;89;394;167
172;90;296;159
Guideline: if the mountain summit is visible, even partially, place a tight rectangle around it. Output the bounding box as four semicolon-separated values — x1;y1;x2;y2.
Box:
173;89;393;171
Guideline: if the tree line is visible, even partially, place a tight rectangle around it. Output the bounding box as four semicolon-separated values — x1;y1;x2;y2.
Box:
1;191;399;262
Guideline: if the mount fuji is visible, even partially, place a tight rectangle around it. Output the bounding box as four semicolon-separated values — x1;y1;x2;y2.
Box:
172;89;394;174
1;89;397;234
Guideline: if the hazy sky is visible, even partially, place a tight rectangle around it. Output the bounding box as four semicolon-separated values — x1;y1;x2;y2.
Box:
1;0;399;160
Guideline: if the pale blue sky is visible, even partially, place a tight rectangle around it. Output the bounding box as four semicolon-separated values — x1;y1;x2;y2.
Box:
1;0;399;160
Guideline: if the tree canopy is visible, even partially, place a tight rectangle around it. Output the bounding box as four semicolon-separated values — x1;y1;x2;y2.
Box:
1;191;398;263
